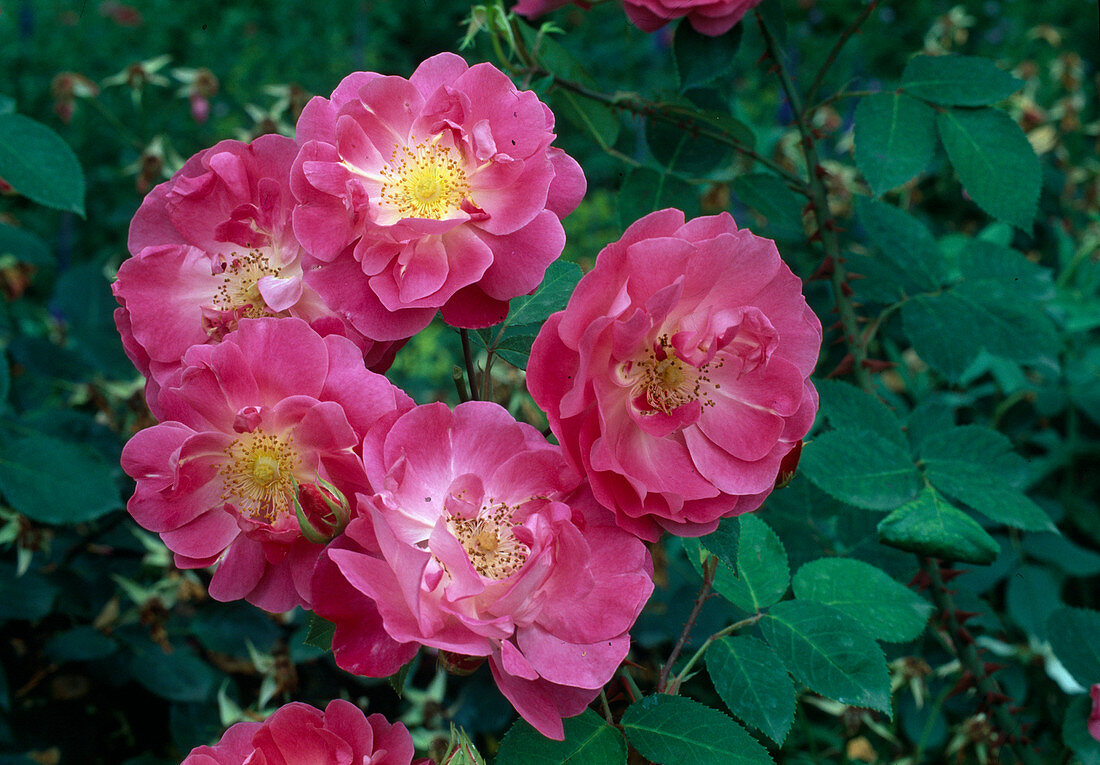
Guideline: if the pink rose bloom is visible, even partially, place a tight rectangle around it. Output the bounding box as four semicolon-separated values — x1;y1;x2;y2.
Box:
311;401;653;740
624;0;764;35
182;699;428;765
1090;684;1100;742
115;134;399;418
290;52;586;340
121;318;413;612
527;209;821;541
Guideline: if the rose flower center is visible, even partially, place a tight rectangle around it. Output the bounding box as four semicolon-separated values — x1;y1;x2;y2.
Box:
212;250;282;319
618;333;722;416
447;502;529;581
219;429;301;523
380;138;470;220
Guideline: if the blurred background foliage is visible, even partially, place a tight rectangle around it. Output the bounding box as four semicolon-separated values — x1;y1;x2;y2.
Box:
0;0;1097;763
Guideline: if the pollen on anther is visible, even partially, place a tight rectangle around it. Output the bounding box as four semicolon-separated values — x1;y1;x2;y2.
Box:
211;249;282;320
219;428;301;524
446;501;528;580
379;138;471;220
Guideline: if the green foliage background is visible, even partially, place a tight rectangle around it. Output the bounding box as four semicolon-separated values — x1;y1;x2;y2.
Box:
0;0;1097;763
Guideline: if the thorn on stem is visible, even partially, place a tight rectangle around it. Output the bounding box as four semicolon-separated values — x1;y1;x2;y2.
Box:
861;359;895;373
825;353;854;379
809;256;834;281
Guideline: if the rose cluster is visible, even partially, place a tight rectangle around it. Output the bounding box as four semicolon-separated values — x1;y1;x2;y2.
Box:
115;48;819;749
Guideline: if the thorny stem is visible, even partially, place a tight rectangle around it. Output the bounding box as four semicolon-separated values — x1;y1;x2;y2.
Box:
756;9;874;391
452;366;471;403
657;556;716;693
809;88;881;114
459;329;480;401
920;558;1043;765
599;689;614;724
805;0;882;108
669;611;765;694
619;665;643;703
512;65;805;189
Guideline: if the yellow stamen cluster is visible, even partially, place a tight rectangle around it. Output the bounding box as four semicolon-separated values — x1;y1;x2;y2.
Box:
219;429;300;523
212;250;281;318
379;138;470;220
447;501;528;580
629;334;722;415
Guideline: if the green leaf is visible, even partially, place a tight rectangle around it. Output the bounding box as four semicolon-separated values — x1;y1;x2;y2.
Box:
1006;564;1060;640
473;261;582;370
699;516;739;575
682;536;747;607
501;260;582;331
854;92;938;195
45;626;117;662
959;239;1054;303
474;324;540;370
496;708;627;765
0;433;121;524
0;223;52;265
388;657;416;698
0;562;58;622
1047;607;1100;687
523;27;621;150
191;603;281;657
621;695;773;765
760;600;891;714
901;55;1023;107
937;108;1040;231
717;515;789;612
0;352;8;408
815;380;907;449
792;558;932;643
674;23;742;91
1023;532;1100;578
732;173;805;242
617;167;699;232
53;262;135;378
800;428;921;511
0;113;85;214
855;197;942;293
303;612;335;652
919;426;1054;532
876;486;999;565
901;288;1057;381
550;89;621;151
1064;694;1100;765
129;645;217;703
645;104;745;176
706;636;795;745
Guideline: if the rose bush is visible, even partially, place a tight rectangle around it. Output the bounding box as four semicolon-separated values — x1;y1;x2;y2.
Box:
311;401;654;739
527;209;821;541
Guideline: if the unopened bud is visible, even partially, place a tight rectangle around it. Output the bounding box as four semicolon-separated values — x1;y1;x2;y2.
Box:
437;650;485;677
440;725;486;765
293;477;351;544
